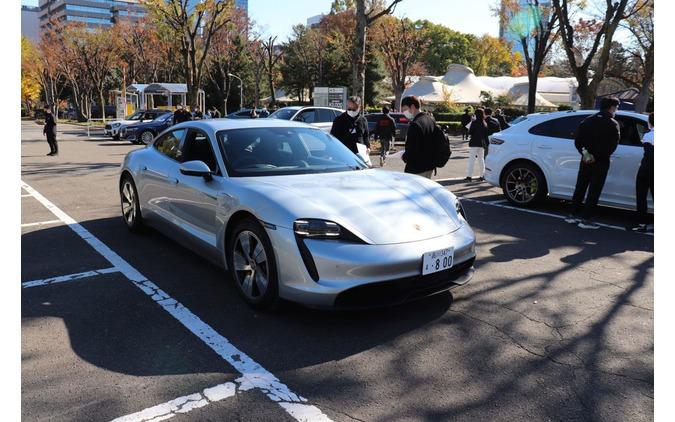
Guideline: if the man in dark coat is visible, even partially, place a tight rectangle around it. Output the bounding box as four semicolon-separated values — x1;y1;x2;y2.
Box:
400;95;436;178
628;112;654;232
172;105;192;125
375;106;396;166
460;108;472;141
494;109;510;130
43;105;58;156
484;108;501;158
565;97;621;229
330;96;369;155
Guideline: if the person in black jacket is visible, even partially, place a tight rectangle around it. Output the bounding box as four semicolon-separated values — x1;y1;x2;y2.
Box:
465;108;488;181
627;112;654;232
375;107;396;166
484;108;501;158
330;96;370;155
460;108;472;140
172;105;192;125
43;105;58;156
401;95;436;178
565;97;620;229
494;109;510;130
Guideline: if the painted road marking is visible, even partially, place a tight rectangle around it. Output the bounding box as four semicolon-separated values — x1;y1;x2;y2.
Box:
461;197;653;237
22;267;119;289
20;180;332;422
22;194;32;197
111;380;239;422
21;219;62;228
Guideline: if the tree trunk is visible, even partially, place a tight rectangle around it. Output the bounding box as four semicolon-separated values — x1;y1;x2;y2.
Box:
99;89;106;123
268;72;275;108
635;46;653;113
577;82;595;109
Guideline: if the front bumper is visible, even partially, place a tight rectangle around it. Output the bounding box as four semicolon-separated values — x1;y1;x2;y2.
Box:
104;126;121;137
120;130;137;141
267;222;476;308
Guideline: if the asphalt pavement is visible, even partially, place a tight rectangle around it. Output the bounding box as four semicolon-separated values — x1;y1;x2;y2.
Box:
21;121;653;421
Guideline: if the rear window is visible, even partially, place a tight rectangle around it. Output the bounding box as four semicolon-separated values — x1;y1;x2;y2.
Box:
529;115;588;139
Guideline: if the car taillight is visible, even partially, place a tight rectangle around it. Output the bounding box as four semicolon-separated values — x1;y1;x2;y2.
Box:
490;136;505;145
398;117;409;123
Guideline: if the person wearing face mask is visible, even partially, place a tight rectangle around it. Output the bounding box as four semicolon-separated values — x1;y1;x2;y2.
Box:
565;96;621;229
330;96;370;155
400;95;436;178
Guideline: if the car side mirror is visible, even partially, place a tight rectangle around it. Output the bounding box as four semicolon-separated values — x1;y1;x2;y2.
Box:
179;160;213;181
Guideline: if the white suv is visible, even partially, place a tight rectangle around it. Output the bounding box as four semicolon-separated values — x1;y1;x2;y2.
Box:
484;110;653;212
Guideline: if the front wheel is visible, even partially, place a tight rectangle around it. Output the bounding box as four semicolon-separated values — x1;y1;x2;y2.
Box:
139;130;154;145
501;162;547;207
120;176;144;232
227;219;279;309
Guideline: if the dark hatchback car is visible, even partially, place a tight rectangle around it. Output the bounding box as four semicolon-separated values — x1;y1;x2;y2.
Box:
120;111;174;145
364;112;410;143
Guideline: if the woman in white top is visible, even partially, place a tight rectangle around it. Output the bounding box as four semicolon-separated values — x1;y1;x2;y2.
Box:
629;112;654;232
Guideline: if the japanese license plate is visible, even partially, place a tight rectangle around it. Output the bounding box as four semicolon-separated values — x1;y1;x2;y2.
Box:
422;247;454;275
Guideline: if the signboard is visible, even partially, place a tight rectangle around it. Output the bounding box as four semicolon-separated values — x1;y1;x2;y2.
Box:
116;96;126;120
313;86;347;110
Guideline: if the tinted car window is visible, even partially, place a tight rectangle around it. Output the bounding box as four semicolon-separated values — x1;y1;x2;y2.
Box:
181;129;218;172
528;115;587;139
217;127;367;177
316;108;337;123
295;109;317;124
615;116;648;147
365;113;383;122
268;108;298;120
154;129;186;160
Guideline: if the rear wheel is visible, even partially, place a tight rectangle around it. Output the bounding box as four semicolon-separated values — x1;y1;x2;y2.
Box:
120;176;144;232
227;218;279;309
501;162;547;207
139;130;154;145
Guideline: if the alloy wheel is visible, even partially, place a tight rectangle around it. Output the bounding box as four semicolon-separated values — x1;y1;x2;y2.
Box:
505;167;538;204
141;131;154;145
121;180;136;225
232;231;269;300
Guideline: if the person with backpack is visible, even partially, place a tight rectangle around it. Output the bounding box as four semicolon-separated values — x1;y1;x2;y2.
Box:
400;95;451;178
375;107;396;166
465;108;488;181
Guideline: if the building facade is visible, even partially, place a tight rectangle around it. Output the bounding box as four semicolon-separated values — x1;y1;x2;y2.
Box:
38;0;146;28
21;5;41;42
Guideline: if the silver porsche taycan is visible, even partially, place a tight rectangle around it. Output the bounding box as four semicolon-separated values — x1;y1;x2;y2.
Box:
119;118;476;309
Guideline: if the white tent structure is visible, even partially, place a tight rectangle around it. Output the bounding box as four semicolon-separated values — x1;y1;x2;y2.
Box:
512;93;557;108
440;64;504;104
401;76;450;104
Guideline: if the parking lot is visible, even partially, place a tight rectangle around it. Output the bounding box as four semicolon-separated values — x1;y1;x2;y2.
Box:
21;121;653;421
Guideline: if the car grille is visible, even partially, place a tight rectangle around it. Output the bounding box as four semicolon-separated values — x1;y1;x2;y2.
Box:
333;257;475;309
105;124;112;130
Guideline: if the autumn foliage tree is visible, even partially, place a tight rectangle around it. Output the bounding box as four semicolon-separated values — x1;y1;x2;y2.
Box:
21;37;42;115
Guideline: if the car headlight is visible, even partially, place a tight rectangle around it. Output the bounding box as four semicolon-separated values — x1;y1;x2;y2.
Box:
293;219;365;243
112;122;121;128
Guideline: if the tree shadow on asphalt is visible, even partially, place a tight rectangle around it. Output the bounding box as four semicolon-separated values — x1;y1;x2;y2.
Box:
21;162;121;177
21;206;654;420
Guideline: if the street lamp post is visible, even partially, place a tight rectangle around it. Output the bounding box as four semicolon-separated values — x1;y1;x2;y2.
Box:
228;73;243;111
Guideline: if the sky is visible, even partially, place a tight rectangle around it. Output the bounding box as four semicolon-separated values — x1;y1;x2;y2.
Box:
21;0;501;40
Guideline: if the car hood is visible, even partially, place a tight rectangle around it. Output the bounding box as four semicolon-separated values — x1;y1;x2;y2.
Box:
245;170;460;245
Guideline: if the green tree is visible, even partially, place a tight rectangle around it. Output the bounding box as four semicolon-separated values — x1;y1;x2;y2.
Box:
415;20;473;75
466;34;518;76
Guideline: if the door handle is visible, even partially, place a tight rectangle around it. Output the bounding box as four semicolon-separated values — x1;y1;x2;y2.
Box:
537;145;553;150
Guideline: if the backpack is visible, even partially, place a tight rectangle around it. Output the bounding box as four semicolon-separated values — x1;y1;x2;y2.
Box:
432;121;452;168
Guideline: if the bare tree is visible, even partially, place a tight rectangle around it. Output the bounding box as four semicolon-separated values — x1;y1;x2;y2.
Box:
261;36;283;108
624;0;653;112
552;0;650;108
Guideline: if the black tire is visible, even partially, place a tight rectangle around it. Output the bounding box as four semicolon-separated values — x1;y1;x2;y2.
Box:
501;161;548;207
226;218;279;309
120;175;144;232
113;134;120;140
139;130;155;145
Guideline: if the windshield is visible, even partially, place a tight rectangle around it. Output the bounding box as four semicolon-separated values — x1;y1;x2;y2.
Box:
268;108;298;120
217;127;367;177
155;113;172;122
127;111;144;121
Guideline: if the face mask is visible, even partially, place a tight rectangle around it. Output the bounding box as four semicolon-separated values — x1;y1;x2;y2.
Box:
403;110;414;120
347;110;359;118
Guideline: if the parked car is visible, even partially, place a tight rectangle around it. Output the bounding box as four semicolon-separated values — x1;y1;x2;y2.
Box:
364;112;410;143
105;110;172;140
120;112;175;145
226;108;270;119
119;118;476;309
484;110;653;212
268;106;343;133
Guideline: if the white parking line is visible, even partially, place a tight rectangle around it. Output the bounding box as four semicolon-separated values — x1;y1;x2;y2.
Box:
21;219;62;228
111;381;238;422
22;267;119;289
461;197;654;236
22;194;32;198
20;180;332;422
